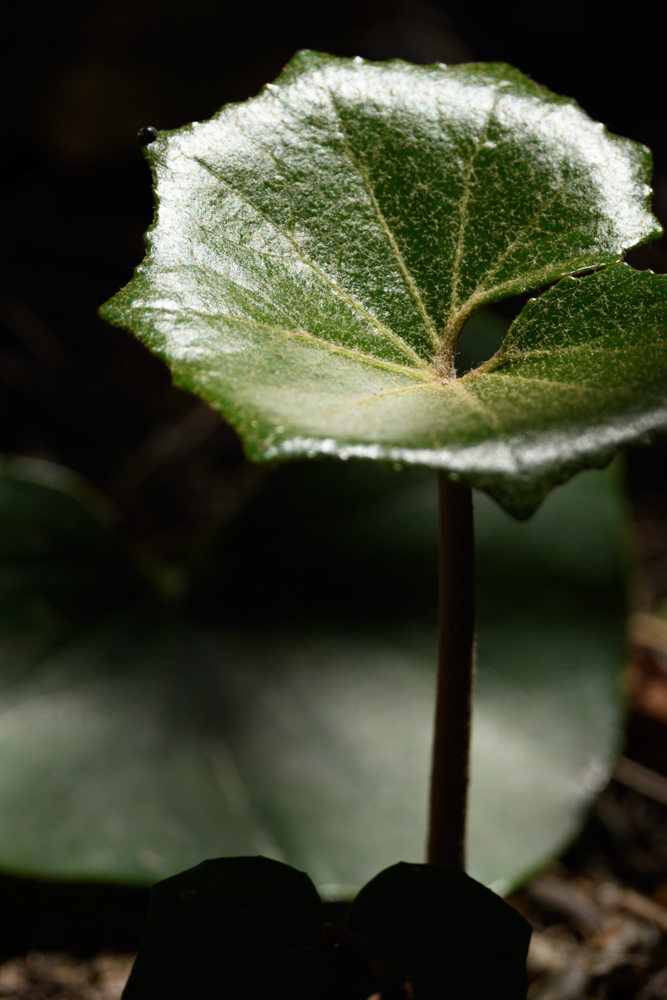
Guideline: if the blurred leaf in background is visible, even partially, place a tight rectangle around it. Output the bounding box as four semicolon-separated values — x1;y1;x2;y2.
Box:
0;439;626;892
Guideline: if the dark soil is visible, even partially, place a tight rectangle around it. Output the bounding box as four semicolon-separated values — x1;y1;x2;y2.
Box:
0;953;133;999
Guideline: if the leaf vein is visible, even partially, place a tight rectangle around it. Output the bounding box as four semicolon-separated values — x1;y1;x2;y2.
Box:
189;155;429;370
447;381;501;428
328;94;440;353
489;373;599;390
322;383;437;414
446;93;501;330
153;305;432;381
470;176;571;297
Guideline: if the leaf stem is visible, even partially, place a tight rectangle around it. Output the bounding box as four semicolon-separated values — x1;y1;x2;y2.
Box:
427;476;475;868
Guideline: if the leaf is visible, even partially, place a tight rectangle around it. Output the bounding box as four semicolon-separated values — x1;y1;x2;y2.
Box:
122;857;326;1000
100;51;662;516
347;862;531;1000
0;457;625;889
121;858;530;1000
0;455;145;646
462;265;667;513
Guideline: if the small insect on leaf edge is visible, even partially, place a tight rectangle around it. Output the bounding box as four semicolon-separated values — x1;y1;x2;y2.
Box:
137;126;158;146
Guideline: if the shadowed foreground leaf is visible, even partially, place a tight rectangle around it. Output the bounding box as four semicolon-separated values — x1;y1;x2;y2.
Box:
100;51;664;515
121;857;531;999
347;862;531;999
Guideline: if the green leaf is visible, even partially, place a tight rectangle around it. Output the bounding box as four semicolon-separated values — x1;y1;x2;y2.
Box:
0;458;625;889
462;265;667;513
121;858;530;1000
100;51;662;516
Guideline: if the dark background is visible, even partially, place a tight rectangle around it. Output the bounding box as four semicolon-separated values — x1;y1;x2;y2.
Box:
2;0;667;958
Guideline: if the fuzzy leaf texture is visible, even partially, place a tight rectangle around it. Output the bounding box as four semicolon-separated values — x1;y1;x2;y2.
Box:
100;52;665;515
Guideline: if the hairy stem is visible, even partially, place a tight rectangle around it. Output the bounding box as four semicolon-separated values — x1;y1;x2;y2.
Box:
427;476;475;868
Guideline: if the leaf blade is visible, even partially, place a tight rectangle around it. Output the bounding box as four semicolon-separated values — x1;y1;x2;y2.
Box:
101;53;662;514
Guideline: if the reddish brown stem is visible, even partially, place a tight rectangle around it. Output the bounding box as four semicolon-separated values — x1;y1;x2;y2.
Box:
427;475;475;868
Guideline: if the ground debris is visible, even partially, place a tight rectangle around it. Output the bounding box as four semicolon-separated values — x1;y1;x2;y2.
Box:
510;599;667;1000
0;952;133;1000
519;862;667;1000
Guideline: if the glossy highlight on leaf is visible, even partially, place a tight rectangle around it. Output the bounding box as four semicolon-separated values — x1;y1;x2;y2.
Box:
101;51;663;515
